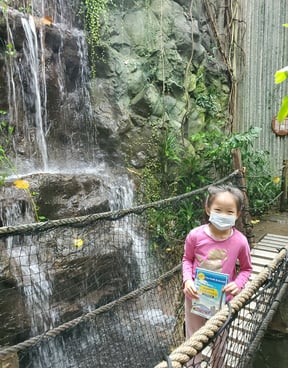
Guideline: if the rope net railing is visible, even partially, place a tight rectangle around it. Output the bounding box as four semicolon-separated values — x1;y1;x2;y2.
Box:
154;246;288;368
0;170;286;368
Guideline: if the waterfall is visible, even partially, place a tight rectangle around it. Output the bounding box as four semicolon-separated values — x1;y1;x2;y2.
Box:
6;236;54;334
21;16;48;170
5;22;19;131
4;4;93;173
0;189;54;334
31;0;77;28
0;3;152;367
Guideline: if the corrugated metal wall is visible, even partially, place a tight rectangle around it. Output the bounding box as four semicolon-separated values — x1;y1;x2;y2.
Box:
234;0;288;175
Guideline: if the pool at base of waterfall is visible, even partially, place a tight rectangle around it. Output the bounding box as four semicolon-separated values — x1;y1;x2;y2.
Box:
253;332;288;368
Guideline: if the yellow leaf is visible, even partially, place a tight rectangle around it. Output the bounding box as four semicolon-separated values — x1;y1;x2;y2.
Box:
41;16;53;26
74;238;84;248
251;219;260;225
275;67;288;84
277;95;288;122
127;167;141;176
272;176;280;184
13;179;30;189
283;23;288;27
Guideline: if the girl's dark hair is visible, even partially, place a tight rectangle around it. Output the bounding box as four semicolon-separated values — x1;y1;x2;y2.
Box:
205;184;244;212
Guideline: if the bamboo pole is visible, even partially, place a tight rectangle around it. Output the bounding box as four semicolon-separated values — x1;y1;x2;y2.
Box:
232;149;254;247
280;159;288;212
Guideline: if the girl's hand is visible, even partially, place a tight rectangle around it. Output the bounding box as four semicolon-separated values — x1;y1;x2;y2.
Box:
223;282;240;296
184;279;199;299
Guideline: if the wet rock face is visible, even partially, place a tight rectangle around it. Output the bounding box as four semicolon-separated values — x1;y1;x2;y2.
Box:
0;0;230;171
32;173;111;219
0;173;140;345
0;0;231;351
0;173;111;221
50;224;140;323
0;241;31;346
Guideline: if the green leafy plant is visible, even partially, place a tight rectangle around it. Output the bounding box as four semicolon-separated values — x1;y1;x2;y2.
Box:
189;127;281;215
5;43;16;57
274;23;288;121
0;0;8;12
248;178;281;215
0;111;45;222
83;0;111;76
0;110;15;182
195;93;219;116
12;180;47;222
0;0;33;13
141;127;281;253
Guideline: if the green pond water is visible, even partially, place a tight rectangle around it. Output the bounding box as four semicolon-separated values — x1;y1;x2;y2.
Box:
253;333;288;368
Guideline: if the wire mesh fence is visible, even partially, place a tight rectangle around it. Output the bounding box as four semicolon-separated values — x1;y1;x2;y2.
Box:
155;240;288;368
0;171;287;368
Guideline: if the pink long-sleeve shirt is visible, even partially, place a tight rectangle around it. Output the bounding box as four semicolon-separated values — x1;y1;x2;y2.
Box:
182;224;252;298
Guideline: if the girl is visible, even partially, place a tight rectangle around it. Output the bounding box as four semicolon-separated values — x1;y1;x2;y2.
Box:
182;184;253;367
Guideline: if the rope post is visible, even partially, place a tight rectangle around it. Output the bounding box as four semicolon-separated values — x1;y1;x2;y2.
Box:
232;148;254;248
0;352;19;368
280;159;288;212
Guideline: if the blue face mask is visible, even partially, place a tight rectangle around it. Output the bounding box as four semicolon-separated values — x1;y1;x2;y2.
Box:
209;211;236;231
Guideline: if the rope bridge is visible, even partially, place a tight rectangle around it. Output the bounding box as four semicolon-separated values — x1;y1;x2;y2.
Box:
0;171;287;368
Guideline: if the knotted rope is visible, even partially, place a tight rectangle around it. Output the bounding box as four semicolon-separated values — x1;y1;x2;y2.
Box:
0;171;239;237
0;264;181;360
154;246;288;368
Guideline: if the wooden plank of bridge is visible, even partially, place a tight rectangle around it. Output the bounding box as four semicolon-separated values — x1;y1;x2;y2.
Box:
224;233;288;368
203;233;288;368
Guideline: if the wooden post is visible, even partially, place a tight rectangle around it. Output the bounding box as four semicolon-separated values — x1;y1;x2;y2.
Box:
280;159;288;212
0;353;19;368
232;149;254;248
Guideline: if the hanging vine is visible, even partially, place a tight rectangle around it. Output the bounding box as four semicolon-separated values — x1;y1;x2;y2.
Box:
203;0;244;132
83;0;111;77
181;0;195;143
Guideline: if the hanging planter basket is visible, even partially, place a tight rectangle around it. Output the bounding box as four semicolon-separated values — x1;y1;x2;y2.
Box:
271;116;288;136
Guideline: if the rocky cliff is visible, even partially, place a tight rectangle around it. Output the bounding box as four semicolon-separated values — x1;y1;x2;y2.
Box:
0;0;233;352
0;0;231;174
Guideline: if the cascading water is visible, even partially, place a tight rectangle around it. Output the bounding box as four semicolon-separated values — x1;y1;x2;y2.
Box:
0;189;54;335
1;3;153;367
21;15;48;170
4;6;91;171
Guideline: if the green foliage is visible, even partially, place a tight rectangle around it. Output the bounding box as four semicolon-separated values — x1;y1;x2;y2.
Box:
0;111;45;222
0;111;15;182
5;43;16;57
189;127;281;215
0;1;32;13
277;95;288;122
141;127;281;253
190;127;262;178
191;68;229;129
0;0;8;11
248;179;280;215
82;0;111;77
195;93;219;116
274;24;288;122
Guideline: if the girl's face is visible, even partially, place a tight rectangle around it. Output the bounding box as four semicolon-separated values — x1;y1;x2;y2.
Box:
205;191;240;218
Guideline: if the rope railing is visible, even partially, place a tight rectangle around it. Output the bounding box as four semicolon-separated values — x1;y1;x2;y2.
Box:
154;247;288;368
1;247;286;367
0;264;181;360
0;169;286;368
0;170;239;237
245;274;288;362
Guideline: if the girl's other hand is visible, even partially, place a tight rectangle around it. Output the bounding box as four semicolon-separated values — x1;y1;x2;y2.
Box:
223;282;240;296
184;279;199;299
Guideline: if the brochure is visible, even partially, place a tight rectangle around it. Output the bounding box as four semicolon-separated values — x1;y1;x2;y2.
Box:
191;267;229;319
